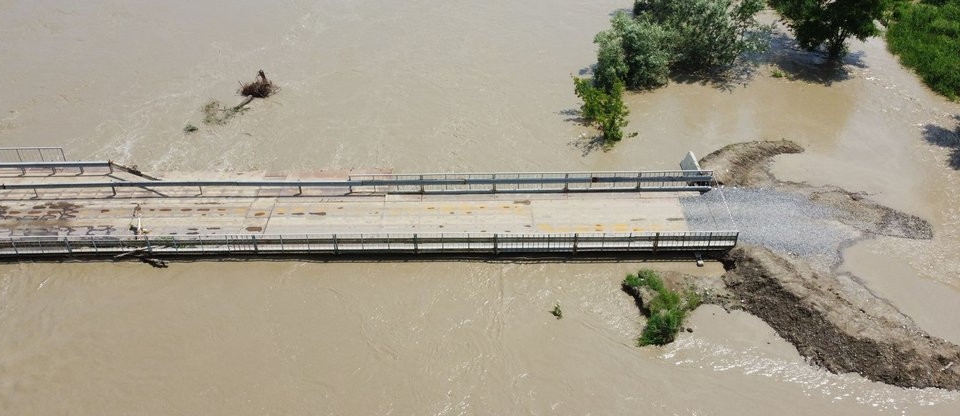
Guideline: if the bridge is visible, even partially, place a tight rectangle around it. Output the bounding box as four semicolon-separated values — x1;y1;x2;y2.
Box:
0;147;738;259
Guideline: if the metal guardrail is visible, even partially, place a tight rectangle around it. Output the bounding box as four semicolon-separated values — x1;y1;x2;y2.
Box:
0;169;714;195
0;231;739;257
0;161;113;175
0;147;66;163
348;171;712;193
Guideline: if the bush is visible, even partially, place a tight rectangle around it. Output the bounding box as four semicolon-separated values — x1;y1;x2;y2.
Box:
622;269;701;346
640;307;686;346
594;2;769;92
573;76;630;145
639;0;769;70
886;0;960;99
595;13;673;91
770;0;885;59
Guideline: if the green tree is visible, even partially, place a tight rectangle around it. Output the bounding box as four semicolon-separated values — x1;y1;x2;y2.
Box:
770;0;886;59
573;77;630;145
638;0;769;69
597;2;770;92
595;12;674;91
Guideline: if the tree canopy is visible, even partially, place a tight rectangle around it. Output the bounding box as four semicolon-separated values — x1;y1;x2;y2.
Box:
593;1;770;91
770;0;885;58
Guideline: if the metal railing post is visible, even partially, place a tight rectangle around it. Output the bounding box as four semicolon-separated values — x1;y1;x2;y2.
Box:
332;234;339;254
653;232;660;253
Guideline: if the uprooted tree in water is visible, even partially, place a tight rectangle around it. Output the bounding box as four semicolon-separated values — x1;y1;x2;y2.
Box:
199;70;278;127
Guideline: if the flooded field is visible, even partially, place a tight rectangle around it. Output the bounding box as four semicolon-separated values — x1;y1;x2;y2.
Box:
2;1;960;414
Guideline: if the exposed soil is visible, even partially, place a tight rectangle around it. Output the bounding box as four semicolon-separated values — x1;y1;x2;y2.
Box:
683;140;959;390
700;140;804;187
644;245;960;390
720;245;960;390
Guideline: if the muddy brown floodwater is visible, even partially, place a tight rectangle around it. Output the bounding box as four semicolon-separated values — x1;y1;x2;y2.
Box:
2;1;960;414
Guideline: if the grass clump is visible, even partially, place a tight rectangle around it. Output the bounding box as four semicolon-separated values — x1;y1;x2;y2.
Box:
770;68;786;79
886;0;960;100
622;269;701;346
183;123;199;133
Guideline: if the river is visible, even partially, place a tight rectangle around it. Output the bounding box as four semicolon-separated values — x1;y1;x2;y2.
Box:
1;1;959;414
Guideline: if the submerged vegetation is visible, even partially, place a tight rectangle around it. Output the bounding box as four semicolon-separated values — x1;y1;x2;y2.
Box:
551;303;564;319
202;100;246;125
886;0;960;100
622;269;701;346
198;70;278;126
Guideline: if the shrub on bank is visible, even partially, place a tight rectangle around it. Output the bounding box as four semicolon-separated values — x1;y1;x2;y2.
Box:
886;0;960;100
622;269;701;346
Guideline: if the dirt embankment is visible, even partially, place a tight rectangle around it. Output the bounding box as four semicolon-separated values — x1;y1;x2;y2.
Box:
700;140;932;241
720;245;960;390
700;139;804;187
683;140;957;390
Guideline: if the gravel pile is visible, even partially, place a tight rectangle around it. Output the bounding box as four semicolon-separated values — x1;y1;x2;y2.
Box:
680;187;861;267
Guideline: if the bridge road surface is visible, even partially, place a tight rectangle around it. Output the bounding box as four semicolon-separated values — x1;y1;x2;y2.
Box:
0;170;693;238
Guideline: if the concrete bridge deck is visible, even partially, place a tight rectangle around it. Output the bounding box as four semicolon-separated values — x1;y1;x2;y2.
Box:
0;165;736;257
